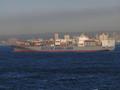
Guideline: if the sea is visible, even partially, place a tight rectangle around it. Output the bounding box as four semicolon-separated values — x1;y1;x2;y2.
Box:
0;45;120;90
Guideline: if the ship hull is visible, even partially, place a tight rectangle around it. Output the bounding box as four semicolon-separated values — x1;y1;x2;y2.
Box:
13;46;113;53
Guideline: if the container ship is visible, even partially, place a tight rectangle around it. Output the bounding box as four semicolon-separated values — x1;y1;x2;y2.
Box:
12;33;115;52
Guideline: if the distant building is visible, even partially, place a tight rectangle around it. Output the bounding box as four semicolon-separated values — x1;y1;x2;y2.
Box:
64;35;70;41
99;33;109;40
54;33;59;40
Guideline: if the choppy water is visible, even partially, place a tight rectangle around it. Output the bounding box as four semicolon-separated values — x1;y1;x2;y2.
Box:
0;46;120;90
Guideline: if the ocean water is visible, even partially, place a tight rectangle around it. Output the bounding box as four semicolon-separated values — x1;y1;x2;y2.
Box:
0;46;120;90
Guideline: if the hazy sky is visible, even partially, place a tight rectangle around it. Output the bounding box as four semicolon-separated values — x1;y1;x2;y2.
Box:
0;0;120;35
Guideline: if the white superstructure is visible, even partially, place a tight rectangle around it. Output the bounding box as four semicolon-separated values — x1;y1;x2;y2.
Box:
99;33;115;47
78;34;89;47
101;39;115;47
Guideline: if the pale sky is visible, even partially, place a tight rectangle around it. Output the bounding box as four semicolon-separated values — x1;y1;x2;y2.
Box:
0;0;120;35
